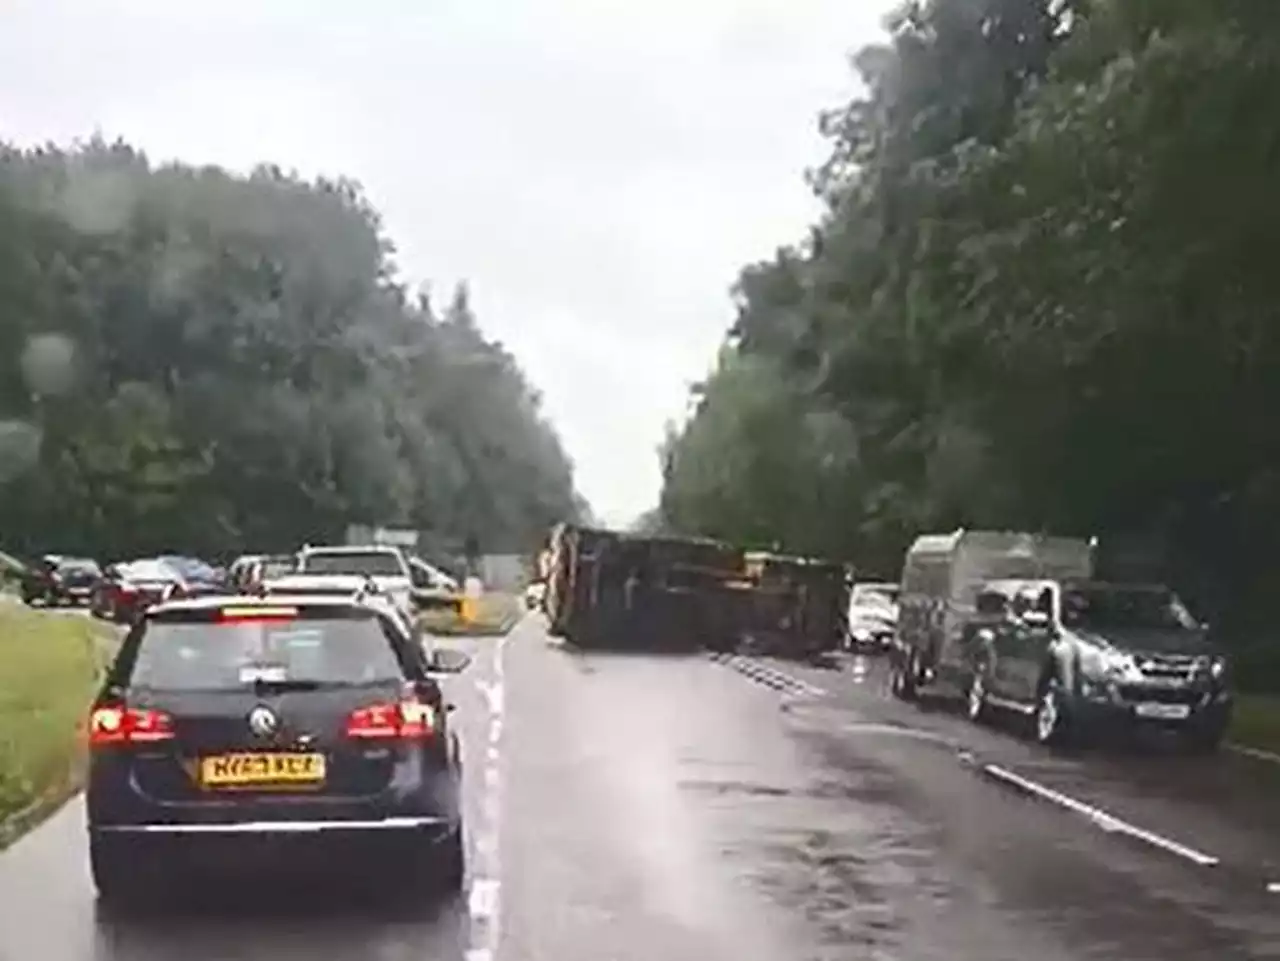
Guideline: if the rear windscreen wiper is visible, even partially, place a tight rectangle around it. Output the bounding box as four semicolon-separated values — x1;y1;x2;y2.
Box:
251;678;325;694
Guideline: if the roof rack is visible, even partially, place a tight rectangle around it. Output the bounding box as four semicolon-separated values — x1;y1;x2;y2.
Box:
353;575;384;602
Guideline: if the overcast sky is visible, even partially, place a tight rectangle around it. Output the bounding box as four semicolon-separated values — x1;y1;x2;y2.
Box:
1;0;886;527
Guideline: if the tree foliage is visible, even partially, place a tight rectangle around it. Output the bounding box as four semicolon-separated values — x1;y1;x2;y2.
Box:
660;0;1280;643
0;139;581;559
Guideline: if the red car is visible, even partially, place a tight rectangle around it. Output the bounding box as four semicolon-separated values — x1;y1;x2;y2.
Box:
91;559;193;623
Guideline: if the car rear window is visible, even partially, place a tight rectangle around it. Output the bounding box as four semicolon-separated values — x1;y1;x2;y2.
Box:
261;559;296;579
125;614;406;692
59;560;100;575
300;551;404;577
122;560;178;582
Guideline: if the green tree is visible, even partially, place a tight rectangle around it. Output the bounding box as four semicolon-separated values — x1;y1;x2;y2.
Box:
0;137;583;560
658;0;1280;657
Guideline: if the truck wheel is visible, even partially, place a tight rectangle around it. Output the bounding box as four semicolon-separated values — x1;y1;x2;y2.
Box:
1032;676;1071;746
890;652;918;701
1181;723;1226;755
966;670;991;724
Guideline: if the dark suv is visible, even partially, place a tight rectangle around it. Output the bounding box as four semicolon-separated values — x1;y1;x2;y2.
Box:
85;593;471;905
963;579;1232;751
21;555;101;607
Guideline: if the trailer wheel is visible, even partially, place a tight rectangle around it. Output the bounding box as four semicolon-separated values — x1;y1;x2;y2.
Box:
890;651;918;701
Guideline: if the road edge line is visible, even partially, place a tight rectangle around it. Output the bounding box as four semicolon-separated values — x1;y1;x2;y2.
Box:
981;763;1220;867
1227;742;1280;765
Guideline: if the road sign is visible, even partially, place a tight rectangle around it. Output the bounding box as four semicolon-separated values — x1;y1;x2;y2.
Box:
373;528;419;548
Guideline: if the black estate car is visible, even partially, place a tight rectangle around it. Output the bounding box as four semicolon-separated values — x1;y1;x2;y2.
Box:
85;592;471;905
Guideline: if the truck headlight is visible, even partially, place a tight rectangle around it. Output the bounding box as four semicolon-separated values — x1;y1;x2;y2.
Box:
1079;648;1134;681
1209;656;1227;680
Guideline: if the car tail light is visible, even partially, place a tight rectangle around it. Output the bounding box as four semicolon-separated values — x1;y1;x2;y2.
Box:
87;705;176;747
345;696;436;740
217;605;298;623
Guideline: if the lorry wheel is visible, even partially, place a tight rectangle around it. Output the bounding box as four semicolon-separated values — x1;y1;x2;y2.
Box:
1032;676;1071;746
1181;723;1226;755
966;670;990;723
890;653;918;701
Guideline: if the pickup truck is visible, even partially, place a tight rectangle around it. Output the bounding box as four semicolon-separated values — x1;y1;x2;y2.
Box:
294;545;416;622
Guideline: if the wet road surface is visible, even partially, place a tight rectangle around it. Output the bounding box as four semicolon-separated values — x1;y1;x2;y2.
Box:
3;618;1280;960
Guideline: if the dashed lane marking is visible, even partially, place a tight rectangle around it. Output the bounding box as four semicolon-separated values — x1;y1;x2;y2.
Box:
468;877;501;919
1228;743;1280;766
981;762;1220;867
707;652;827;698
467;632;510;961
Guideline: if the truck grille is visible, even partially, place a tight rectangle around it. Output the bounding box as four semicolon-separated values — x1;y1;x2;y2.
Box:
1133;654;1199;683
1117;685;1201;705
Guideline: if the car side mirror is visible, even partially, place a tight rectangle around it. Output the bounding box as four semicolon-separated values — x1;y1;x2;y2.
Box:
425;648;472;674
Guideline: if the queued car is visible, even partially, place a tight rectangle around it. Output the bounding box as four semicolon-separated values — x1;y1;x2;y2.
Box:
227;554;297;592
295;545;416;621
259;572;424;642
84;592;471;905
523;580;547;611
845;582;900;652
20;555;103;607
91;558;230;623
408;557;463;615
91;560;185;623
158;555;226;591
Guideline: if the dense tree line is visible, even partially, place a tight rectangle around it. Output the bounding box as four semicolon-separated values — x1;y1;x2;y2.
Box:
659;0;1280;668
0;139;583;560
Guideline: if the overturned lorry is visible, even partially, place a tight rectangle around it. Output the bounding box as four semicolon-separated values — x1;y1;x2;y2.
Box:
733;551;849;659
542;524;849;657
543;524;746;651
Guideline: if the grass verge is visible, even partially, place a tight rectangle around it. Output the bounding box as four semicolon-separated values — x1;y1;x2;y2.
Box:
419;592;522;637
0;605;117;850
1230;695;1280;755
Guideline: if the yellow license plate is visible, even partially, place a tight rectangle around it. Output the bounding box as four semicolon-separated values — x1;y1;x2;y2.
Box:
199;752;326;788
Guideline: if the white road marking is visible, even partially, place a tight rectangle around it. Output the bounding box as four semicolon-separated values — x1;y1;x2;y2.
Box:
841;722;956;744
1228;743;1280;766
851;657;868;684
981;763;1220;866
478;680;504;715
467;632;510;961
711;653;828;699
469;877;501;918
1267;882;1280;893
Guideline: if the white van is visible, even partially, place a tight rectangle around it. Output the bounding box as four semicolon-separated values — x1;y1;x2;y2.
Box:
890;529;1095;699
